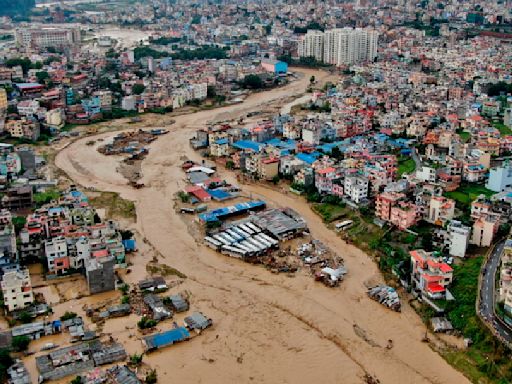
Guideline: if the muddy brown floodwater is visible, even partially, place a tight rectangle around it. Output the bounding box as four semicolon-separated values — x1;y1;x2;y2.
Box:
55;68;470;384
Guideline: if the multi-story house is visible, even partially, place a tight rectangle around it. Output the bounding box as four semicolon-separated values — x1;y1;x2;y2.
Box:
45;236;69;274
390;201;418;230
410;249;453;299
427;196;455;226
471;213;500;247
343;175;369;204
1;268;34;312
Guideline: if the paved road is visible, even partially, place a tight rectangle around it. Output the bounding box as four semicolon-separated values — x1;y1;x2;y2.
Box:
411;148;422;170
479;240;512;342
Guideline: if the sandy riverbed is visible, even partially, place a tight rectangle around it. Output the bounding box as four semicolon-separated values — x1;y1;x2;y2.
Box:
54;68;470;384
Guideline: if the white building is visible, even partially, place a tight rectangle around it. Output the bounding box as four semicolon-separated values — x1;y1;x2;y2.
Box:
45;236;68;274
446;221;471;258
15;27;80;49
415;166;437;183
298;30;324;62
486;161;512;192
121;95;137;111
1;268;34;312
17;100;40;117
323;28;378;66
344;175;369;204
45;108;64;129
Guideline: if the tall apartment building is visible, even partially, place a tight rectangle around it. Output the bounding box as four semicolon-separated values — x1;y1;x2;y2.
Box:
323;28;378;65
15;27;81;49
299;28;378;66
298;30;324;62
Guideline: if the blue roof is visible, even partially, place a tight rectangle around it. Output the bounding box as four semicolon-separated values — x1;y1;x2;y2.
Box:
199;200;266;222
16;83;43;89
215;138;229;145
145;327;190;349
207;189;232;200
295;152;318;165
317;141;343;153
232;140;262;152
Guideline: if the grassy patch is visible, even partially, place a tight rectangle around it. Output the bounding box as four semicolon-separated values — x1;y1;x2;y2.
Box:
458;131;471;143
397;157;416;177
445;183;495;207
493;122;512;136
146;263;186;279
88;192;136;220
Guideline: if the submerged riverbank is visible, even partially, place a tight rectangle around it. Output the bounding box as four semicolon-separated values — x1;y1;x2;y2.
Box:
54;67;470;384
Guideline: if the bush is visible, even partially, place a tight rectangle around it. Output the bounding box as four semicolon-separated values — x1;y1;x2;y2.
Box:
0;348;13;382
11;336;30;352
119;284;130;295
137;316;157;329
129;353;143;365
60;311;78;321
121;295;130;304
145;369;157;384
18;311;32;324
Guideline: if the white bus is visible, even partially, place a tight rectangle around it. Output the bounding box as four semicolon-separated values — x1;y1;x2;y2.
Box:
335;220;353;231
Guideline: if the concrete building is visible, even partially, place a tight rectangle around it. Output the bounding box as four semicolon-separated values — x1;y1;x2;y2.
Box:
92;90;113;111
1;268;34;312
45;108;65;130
471;213;500;247
446;220;471;258
45;236;69;275
85;256;115;294
344;175;369;204
261;59;288;74
298;30;324;62
410;249;453;299
427;196;455;226
15;27;81;49
0;88;7;111
121;95;137;111
17;100;39;117
323;28;379;66
486;161;512;192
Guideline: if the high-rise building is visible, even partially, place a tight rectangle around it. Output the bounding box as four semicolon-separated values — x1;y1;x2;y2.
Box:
323;28;379;66
298;30;324;62
15;27;81;49
299;28;378;66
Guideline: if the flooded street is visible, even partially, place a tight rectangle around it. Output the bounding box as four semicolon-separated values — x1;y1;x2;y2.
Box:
54;68;469;384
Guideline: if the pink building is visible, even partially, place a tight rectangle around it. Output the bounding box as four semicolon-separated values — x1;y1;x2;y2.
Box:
390;201;418;230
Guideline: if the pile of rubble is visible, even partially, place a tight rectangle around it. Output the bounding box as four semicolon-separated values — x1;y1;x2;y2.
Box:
367;285;401;312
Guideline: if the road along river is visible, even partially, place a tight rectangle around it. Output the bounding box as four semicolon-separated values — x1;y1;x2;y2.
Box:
55;68;470;384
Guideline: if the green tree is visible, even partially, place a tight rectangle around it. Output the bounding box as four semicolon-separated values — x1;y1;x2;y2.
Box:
60;311;78;321
11;336;30;352
132;84;145;95
0;348;13;382
36;71;50;83
241;74;263;89
12;216;26;234
18;311;32;324
70;376;82;384
145;369;157;384
310;75;315;84
129;353;143;366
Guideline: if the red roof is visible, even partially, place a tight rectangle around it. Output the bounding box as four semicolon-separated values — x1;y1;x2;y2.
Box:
439;263;453;273
317;167;336;175
427;283;445;293
92;249;109;258
422;274;443;282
